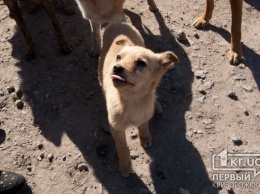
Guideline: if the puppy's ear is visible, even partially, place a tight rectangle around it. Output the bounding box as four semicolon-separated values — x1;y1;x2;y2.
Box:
158;51;179;70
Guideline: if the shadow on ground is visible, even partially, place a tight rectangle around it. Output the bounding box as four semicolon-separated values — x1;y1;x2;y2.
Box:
201;24;260;90
8;1;218;193
244;0;260;11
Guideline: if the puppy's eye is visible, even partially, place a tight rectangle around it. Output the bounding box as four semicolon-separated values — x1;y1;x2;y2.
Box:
116;55;121;61
135;60;146;67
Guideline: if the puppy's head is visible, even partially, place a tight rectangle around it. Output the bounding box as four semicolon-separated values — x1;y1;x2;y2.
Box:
110;43;179;92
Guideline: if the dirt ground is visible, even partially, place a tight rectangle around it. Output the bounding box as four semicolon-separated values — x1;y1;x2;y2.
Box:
0;0;260;194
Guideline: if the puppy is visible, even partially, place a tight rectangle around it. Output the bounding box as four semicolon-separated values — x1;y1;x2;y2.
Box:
75;0;158;57
99;23;179;177
193;0;243;65
3;0;73;60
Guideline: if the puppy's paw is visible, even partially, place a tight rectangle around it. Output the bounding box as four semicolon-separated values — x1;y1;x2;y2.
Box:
140;135;152;148
120;161;132;177
229;50;242;65
155;100;163;114
193;16;209;28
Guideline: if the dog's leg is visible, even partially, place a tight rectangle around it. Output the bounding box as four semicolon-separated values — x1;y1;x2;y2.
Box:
110;126;132;177
4;0;35;60
138;121;152;148
147;0;158;12
59;0;74;15
193;0;214;28
89;20;101;57
42;0;72;55
229;0;243;65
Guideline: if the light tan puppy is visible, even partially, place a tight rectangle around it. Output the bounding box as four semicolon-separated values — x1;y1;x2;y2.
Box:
99;23;179;177
75;0;158;57
193;0;243;64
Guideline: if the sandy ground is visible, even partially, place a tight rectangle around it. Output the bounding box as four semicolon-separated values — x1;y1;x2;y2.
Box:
0;0;260;194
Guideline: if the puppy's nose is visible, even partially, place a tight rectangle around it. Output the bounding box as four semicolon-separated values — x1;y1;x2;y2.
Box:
113;65;124;73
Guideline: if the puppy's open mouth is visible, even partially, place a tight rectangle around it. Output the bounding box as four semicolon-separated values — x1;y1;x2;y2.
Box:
111;74;126;82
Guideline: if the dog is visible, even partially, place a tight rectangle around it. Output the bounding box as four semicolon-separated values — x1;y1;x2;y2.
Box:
3;0;73;60
98;23;179;177
193;0;243;65
75;0;158;57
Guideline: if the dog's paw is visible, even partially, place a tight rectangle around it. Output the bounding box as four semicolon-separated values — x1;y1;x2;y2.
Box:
140;135;152;148
229;50;242;65
60;44;73;55
120;161;132;177
193;16;209;28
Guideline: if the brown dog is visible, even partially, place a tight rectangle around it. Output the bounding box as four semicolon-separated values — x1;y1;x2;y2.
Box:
3;0;73;60
99;23;178;177
193;0;243;64
75;0;158;57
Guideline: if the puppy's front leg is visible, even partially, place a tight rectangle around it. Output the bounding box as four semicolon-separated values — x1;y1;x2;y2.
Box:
110;126;132;177
90;20;101;57
138;121;152;148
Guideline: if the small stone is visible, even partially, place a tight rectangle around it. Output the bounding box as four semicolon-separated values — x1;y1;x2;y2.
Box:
199;89;207;95
176;30;187;41
37;143;43;150
197;130;203;134
40;153;45;159
227;91;238;101
194;70;206;79
62;156;66;161
78;163;88;172
47;153;54;162
131;133;138;140
204;81;214;90
194;33;199;39
130;151;139;160
238;64;246;69
15;100;24;109
26;165;32;171
202;119;213;125
243;109;249;116
6;85;15;94
231;135;243;146
11;92;18;101
0;91;4;96
186;131;193;138
197;95;206;103
37;156;43;161
192;46;200;50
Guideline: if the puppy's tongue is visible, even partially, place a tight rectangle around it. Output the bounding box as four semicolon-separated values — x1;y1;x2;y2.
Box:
111;75;126;82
